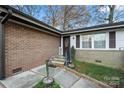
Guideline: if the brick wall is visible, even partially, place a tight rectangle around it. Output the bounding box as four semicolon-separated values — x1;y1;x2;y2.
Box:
5;22;60;77
76;50;124;69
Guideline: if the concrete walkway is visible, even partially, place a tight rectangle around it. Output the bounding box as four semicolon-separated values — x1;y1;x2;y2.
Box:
0;65;100;88
0;82;5;88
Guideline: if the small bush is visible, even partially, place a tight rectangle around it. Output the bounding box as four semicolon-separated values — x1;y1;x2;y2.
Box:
71;46;76;61
33;81;60;88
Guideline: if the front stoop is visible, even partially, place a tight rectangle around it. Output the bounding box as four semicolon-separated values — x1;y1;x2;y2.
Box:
51;55;65;67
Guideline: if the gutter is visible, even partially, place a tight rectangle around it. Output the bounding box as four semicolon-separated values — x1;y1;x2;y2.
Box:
0;9;12;80
1;9;12;24
61;24;124;35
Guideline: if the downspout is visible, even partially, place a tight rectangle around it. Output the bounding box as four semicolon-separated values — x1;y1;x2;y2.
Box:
0;9;12;80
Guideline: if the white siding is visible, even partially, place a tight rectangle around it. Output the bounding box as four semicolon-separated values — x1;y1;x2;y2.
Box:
80;35;82;48
70;35;76;48
91;34;94;49
106;32;109;49
116;31;124;50
60;36;63;55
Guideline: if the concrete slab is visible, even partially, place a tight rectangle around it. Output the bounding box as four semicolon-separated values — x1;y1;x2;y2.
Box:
31;65;46;76
0;65;102;88
0;84;4;88
1;71;44;88
54;70;80;88
71;78;100;88
31;65;62;77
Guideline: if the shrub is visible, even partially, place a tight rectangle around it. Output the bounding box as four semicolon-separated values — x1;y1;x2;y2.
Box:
71;46;76;61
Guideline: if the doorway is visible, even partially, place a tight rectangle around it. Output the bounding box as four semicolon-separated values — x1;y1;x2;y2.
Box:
63;36;70;64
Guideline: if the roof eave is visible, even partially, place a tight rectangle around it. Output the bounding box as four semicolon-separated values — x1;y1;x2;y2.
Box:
0;6;61;35
61;24;124;35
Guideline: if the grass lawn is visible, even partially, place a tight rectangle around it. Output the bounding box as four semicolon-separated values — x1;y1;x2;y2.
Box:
73;59;123;87
33;81;60;88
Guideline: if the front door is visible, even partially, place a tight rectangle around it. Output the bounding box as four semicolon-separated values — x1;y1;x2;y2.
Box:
63;36;70;64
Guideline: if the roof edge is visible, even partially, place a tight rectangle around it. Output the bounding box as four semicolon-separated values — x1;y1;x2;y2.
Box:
1;5;124;35
0;5;61;34
64;21;124;32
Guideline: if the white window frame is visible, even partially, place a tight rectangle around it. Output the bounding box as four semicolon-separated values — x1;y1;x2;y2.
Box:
76;32;118;50
93;33;106;49
74;32;120;50
80;34;92;49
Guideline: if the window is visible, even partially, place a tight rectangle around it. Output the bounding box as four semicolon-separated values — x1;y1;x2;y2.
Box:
82;35;92;48
76;35;80;48
94;33;106;48
109;31;116;48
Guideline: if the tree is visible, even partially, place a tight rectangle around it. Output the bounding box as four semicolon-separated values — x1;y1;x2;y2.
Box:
12;5;42;17
59;6;90;30
43;5;90;30
108;5;115;23
42;6;60;27
13;5;124;30
13;5;24;11
89;5;124;24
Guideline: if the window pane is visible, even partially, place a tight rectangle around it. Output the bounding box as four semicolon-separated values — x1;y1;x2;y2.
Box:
82;35;92;48
94;33;106;48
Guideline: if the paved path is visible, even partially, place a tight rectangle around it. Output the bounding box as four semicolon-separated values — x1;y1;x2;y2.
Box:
0;85;3;88
0;65;100;88
0;82;5;88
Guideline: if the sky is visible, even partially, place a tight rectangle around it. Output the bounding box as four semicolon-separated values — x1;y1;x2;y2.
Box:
14;5;124;30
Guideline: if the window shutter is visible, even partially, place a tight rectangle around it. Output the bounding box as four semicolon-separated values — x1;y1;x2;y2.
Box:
109;31;116;48
76;35;80;48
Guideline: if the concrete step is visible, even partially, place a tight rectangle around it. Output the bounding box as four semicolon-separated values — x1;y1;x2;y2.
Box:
55;55;65;59
50;55;65;67
53;57;65;62
51;60;64;65
56;55;65;58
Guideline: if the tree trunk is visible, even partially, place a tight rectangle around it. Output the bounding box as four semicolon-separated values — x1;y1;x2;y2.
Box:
108;5;115;23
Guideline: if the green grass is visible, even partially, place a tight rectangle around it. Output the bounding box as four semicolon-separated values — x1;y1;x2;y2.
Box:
33;81;60;88
73;59;123;86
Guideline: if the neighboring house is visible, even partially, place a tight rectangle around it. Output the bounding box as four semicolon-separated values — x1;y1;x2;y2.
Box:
0;6;124;80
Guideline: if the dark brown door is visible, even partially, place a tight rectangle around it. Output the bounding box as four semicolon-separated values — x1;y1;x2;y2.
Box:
63;36;70;62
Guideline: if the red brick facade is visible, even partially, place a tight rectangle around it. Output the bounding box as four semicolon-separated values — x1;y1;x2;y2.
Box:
5;22;60;77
